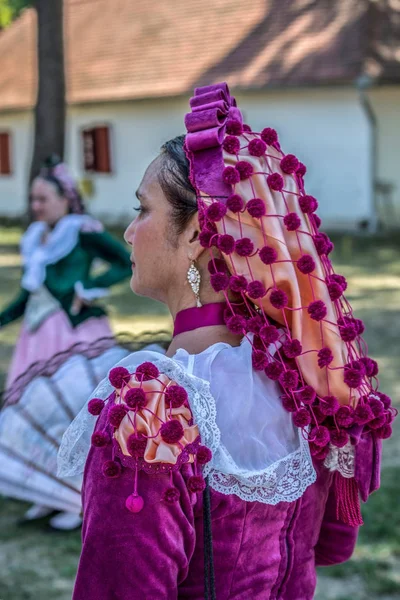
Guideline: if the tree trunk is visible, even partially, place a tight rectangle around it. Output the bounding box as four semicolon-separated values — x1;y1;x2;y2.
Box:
29;0;65;184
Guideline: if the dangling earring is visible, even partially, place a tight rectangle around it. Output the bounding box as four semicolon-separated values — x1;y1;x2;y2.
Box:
187;261;202;307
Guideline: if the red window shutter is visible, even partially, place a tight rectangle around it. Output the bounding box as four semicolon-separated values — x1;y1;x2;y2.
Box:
82;129;96;171
0;133;11;175
94;126;111;173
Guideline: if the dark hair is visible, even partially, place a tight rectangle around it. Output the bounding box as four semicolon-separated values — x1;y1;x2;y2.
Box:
158;135;198;235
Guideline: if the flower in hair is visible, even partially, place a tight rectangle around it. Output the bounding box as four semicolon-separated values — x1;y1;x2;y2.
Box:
283;339;302;358
259;246;278;265
247;198;266;218
229;274;248;293
210;272;230;292
187;475;206;493
265;361;284;381
102;460;122;479
267;173;284;192
136;362;159;381
88;398;105;415
280;154;299;174
260;325;280;344
226;119;243;136
127;433;147;457
226;315;247;334
293;408;311;427
252;350;269;371
109;404;128;428
298;195;318;214
223;135;241;154
297;254;315;274
226;194;244;213
222;166;240;185
330;429;349;448
248;280;267;299
279;369;299;389
284;212;301;231
235;161;254;180
235;237;254;257
91;431;110;448
248;138;267;157
261;127;278;145
206;202;227;222
217;234;235;254
308;300;327;322
270;289;289;309
162;487;180;504
319;395;340;416
317;347;333;368
165;385;188;408
109;367;130;389
160;420;184;444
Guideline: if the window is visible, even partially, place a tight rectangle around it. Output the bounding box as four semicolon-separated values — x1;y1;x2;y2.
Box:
0;132;12;175
82;126;112;173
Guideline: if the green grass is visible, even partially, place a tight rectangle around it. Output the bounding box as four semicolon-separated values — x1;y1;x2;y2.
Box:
0;227;400;599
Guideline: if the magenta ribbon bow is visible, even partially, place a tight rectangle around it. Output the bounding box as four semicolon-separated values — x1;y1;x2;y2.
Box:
184;82;242;198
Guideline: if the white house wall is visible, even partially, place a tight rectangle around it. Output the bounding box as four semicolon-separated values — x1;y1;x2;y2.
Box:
0;89;373;229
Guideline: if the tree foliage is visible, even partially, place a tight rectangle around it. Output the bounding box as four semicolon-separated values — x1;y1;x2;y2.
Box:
0;0;31;28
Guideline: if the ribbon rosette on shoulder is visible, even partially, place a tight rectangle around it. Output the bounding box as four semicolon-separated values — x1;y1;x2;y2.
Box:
88;362;212;513
184;82;396;526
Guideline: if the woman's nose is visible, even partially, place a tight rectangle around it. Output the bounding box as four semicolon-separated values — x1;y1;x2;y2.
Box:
124;220;135;245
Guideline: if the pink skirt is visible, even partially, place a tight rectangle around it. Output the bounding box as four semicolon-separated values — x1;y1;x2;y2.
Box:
6;310;113;390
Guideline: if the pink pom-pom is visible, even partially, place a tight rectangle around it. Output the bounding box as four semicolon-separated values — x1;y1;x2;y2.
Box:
310;444;330;461
108;404;127;428
222;166;240;185
248;280;266;299
247;198;266;218
330;429;349;448
319;395;340;416
88;398;105;416
102;460;122;479
246;315;262;334
230;275;248;293
270;289;289;309
354;318;365;335
261;127;278;145
127;434;147;458
328;282;343;301
160;419;184;444
265;362;284;381
299;195;318;214
136;362;159;381
109;367;130;389
235;161;254;180
328;274;347;291
281;395;297;412
313;233;333;256
223;135;241;154
217;234;235;254
339;323;358;342
308;300;327;322
296;162;307;177
344;367;363;389
226;119;243;136
187;475;206;493
207;258;226;275
197;445;212;465
377;392;391;408
162;486;180;504
259;325;280;344
226;315;246;334
283;339;302;358
280;154;299;174
318;347;333;368
235;237;254;257
336;406;355;428
259;245;278;265
243;123;252;132
279;369;299;390
312;426;330;447
293;408;312;427
360;357;378;377
91;431;109;448
369;414;387;430
125;493;144;513
298;385;316;405
211;272;230;292
165;385;188;408
206;202;227;222
267;173;284;192
248;138;267;157
375;424;392;439
354;404;374;426
226;194;244;213
369;397;385;417
199;230;213;248
284;212;301;231
297;254;315;274
252;350;269;371
125;388;147;410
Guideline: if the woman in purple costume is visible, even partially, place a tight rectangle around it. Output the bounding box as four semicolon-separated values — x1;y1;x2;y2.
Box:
59;83;394;598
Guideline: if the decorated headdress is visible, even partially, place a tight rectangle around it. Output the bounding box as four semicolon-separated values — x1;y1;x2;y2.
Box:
40;155;85;215
184;82;396;525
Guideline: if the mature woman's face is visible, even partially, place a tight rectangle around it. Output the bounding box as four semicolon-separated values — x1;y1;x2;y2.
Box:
124;157;190;304
30;177;69;225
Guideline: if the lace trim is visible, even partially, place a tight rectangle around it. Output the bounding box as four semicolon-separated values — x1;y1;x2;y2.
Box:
323;441;355;478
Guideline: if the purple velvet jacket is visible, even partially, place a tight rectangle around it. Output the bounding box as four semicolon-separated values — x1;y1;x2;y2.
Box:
73;414;359;600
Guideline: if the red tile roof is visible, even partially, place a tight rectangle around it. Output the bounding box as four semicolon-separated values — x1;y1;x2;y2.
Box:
0;0;399;111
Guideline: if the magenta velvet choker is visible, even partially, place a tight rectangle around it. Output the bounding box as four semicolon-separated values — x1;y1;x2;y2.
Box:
173;302;227;337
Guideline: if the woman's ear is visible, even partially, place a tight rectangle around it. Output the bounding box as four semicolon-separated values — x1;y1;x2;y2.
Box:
184;212;206;262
